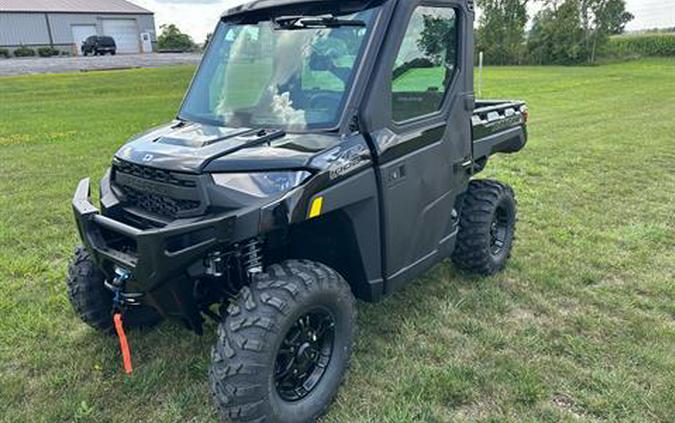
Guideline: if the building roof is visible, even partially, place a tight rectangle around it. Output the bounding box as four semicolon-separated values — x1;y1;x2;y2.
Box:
0;0;153;15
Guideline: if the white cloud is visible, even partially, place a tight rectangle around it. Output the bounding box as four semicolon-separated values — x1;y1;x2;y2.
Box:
624;0;675;31
128;0;247;43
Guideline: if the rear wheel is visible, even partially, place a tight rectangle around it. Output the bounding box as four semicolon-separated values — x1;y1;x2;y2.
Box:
66;246;161;332
452;180;517;275
209;260;357;423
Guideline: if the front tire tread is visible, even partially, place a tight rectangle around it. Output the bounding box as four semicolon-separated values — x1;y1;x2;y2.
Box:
209;260;355;423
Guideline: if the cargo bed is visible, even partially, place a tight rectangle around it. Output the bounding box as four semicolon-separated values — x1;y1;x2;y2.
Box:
471;100;528;162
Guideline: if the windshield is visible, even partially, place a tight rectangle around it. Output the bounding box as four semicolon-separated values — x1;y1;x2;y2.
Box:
179;8;378;131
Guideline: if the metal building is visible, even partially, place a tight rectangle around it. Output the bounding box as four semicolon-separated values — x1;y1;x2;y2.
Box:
0;0;156;55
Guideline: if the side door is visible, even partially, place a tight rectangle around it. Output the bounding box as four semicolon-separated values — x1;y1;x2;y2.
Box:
361;0;474;292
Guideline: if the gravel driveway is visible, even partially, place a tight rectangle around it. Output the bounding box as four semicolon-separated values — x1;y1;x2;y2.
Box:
0;53;202;77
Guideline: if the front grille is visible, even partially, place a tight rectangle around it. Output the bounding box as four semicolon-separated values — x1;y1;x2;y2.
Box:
121;185;201;218
112;159;203;219
114;160;196;188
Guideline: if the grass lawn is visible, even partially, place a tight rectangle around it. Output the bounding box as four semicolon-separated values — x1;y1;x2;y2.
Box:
1;59;674;422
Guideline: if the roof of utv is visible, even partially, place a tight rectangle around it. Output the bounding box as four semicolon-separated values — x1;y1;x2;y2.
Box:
222;0;387;21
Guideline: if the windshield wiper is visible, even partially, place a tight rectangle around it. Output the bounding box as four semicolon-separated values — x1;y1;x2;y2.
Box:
274;16;366;30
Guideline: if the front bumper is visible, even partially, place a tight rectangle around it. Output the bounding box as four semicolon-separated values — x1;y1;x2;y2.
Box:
73;178;265;329
72;164;314;328
73;178;243;287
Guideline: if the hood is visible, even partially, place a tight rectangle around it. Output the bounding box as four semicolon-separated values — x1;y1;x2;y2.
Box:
115;121;341;174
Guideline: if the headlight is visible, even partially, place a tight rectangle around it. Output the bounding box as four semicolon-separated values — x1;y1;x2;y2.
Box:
211;171;311;198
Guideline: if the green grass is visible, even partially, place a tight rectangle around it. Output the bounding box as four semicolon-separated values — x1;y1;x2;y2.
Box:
1;59;674;422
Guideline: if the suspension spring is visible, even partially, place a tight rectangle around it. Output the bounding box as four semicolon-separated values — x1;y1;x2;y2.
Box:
242;238;263;277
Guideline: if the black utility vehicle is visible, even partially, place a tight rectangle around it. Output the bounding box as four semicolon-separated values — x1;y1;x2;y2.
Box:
81;35;117;56
68;0;528;421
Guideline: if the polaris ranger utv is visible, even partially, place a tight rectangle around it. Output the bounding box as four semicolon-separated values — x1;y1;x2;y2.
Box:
67;0;528;421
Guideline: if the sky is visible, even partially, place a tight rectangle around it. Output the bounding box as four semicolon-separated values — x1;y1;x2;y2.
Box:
128;0;675;43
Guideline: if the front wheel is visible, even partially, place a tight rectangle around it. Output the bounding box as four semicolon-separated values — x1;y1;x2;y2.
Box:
209;261;357;423
452;180;517;276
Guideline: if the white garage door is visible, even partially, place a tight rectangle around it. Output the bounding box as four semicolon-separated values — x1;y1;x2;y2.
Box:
102;19;140;54
72;25;97;55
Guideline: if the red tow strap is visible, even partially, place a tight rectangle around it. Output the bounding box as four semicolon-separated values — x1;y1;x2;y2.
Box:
113;313;133;375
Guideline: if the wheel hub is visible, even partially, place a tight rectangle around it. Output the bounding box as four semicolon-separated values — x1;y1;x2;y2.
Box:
274;309;335;401
490;205;510;256
296;342;317;370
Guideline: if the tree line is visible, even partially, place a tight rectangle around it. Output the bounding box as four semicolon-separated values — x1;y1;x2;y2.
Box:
477;0;634;65
157;0;639;63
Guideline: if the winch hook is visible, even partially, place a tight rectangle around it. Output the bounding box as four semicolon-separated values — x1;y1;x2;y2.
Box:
111;267;133;375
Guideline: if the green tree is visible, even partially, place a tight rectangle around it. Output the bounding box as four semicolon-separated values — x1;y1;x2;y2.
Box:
415;11;459;86
157;24;196;52
476;0;529;65
527;0;587;65
581;0;634;63
418;13;457;65
526;0;633;65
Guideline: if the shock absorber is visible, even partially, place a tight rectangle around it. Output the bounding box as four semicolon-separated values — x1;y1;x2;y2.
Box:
242;238;263;278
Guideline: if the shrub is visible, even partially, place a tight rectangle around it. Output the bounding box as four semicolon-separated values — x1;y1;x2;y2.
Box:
37;47;60;57
13;46;36;57
0;48;9;58
609;33;675;58
158;24;196;52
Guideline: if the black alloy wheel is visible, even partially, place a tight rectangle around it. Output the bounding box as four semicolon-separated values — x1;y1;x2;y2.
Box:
274;309;336;401
490;204;511;257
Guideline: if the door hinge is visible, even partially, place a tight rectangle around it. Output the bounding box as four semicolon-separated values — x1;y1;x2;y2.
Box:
464;95;475;112
348;115;360;133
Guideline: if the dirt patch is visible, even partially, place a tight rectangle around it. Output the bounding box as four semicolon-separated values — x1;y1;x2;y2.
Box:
552;394;585;419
